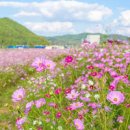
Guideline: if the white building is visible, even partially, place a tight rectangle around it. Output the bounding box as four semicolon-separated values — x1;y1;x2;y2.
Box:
86;35;100;44
45;45;64;49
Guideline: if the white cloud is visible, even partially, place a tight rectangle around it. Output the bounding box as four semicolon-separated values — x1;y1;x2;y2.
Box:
87;11;104;21
0;1;112;22
116;27;130;36
119;10;130;26
72;4;112;21
14;11;40;17
85;24;106;34
25;21;74;34
110;10;130;36
0;1;28;7
113;10;130;27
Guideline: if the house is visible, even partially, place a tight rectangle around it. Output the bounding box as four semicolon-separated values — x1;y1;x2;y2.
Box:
86;35;100;44
45;45;64;49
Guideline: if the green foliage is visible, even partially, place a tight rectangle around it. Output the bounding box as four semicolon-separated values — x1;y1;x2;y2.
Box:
47;33;129;47
0;17;49;47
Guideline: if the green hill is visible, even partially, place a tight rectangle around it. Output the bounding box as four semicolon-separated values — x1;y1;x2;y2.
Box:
47;33;130;46
0;17;48;47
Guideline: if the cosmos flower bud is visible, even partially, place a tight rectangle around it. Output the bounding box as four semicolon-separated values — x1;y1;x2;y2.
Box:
56;112;62;118
55;88;62;95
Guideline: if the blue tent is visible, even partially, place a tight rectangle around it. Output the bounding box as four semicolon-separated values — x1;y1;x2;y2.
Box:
7;45;16;48
16;45;29;48
34;45;46;48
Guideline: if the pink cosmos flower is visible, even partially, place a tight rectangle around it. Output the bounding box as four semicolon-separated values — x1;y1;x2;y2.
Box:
88;102;100;109
16;117;27;126
45;93;51;98
70;102;84;110
16;117;27;130
107;91;125;105
43;111;50;116
65;106;72;111
96;72;103;78
90;72;97;77
24;101;34;114
87;85;96;91
92;109;97;115
66;89;79;100
48;102;58;108
74;119;84;130
32;57;46;72
37;127;43;130
109;85;116;91
117;116;124;123
64;88;71;94
126;104;130;108
104;106;111;112
109;71;118;78
32;57;56;72
12;88;25;102
44;59;56;70
80;96;90;102
35;98;46;108
87;65;94;70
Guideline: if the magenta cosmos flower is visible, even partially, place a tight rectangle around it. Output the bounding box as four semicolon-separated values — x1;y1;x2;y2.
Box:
35;98;46;108
74;119;84;130
32;57;56;72
107;91;125;105
12;88;25;102
65;56;73;63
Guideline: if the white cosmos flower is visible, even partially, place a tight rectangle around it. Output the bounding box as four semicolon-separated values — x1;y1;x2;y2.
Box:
38;121;42;125
88;80;94;85
94;94;100;100
33;120;37;125
58;126;63;130
85;93;91;98
81;84;86;89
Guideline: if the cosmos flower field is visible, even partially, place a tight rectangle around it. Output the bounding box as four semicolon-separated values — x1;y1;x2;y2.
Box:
0;49;68;69
1;41;130;130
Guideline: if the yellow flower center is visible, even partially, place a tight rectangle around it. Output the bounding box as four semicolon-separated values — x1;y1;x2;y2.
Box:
113;98;118;101
76;103;79;106
75;123;80;128
47;64;50;67
18;95;22;98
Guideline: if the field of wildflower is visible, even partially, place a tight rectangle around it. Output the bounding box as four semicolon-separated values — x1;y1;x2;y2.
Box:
1;41;130;130
0;48;68;129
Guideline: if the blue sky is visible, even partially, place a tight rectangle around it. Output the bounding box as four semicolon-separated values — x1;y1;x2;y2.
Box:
0;0;130;36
